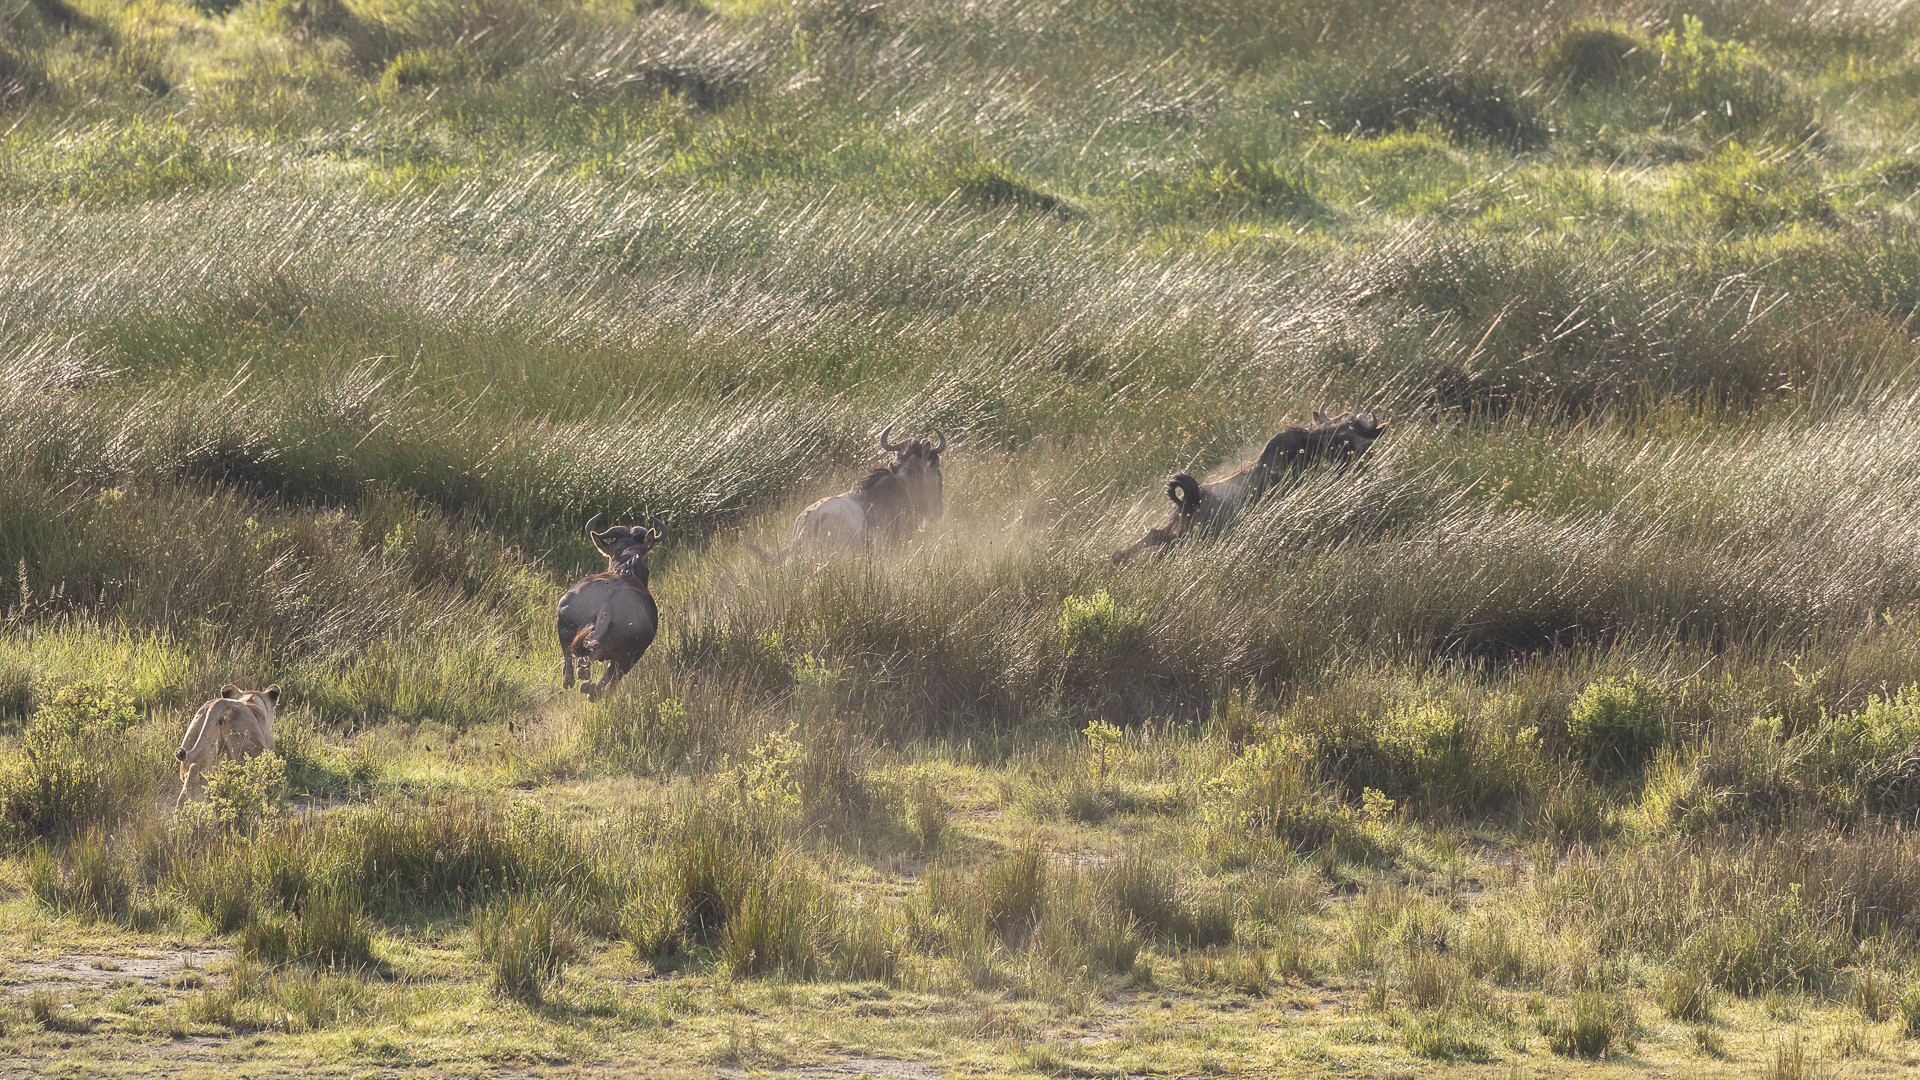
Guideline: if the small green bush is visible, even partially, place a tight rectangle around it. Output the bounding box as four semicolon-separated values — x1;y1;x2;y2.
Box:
1202;740;1388;863
1567;674;1666;778
1806;686;1920;814
1651;16;1813;139
186;752;287;833
1059;590;1145;654
1;680;142;839
1540;20;1656;90
1679;145;1834;231
718;725;802;817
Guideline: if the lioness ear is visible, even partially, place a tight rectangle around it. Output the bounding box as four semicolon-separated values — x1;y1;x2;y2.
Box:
264;685;280;704
220;684;241;699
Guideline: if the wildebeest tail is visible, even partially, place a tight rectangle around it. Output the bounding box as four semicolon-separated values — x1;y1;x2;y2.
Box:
571;611;614;655
1165;473;1202;514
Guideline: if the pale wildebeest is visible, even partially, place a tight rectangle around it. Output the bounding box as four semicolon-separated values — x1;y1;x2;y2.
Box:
787;427;946;550
175;684;279;809
558;514;665;701
1111;409;1388;564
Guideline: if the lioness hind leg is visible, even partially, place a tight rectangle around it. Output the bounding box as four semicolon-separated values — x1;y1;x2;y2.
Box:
176;762;203;810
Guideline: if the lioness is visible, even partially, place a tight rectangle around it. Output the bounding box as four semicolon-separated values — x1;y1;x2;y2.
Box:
174;684;279;809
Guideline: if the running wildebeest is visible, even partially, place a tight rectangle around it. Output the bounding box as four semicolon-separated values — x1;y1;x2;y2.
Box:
1111;408;1388;564
785;427;946;550
557;514;665;700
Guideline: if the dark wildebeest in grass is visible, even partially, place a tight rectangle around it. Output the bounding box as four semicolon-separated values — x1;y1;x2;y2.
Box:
557;514;665;700
787;427;946;550
1111;409;1388;564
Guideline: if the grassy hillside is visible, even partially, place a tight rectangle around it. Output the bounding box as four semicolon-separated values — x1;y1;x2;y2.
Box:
6;0;1920;1075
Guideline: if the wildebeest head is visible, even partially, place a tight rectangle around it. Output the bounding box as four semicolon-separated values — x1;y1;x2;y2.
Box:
880;425;946;523
585;514;667;577
1312;407;1389;460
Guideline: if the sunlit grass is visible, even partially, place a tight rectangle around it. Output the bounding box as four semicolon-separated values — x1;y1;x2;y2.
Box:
7;0;1920;1075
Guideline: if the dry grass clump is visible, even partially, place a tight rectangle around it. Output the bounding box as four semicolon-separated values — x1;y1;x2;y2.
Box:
1540;989;1638;1058
26;827;133;924
1539;20;1655;90
472;896;582;1003
1549;833;1920;996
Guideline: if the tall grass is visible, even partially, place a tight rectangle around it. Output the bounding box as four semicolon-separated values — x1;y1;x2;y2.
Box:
6;0;1920;1063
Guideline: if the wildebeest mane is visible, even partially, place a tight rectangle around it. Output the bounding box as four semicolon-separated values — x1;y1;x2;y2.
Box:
853;467;896;492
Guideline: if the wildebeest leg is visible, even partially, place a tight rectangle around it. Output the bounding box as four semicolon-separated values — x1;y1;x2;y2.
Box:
588;658;634;702
1111;525;1178;565
560;639;575;690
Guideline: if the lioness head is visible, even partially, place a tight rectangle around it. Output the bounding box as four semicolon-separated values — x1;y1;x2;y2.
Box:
215;683;279;729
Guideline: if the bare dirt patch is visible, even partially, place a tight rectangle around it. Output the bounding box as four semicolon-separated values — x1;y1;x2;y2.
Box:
3;948;232;994
721;1057;940;1079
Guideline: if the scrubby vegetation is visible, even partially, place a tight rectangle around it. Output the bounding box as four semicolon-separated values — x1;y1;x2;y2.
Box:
6;0;1920;1074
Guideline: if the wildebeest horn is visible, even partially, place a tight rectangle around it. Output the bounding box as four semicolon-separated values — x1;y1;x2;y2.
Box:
583;513;605;538
879;425;901;452
933;429;946;454
646;514;668;542
1314;405;1330;423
